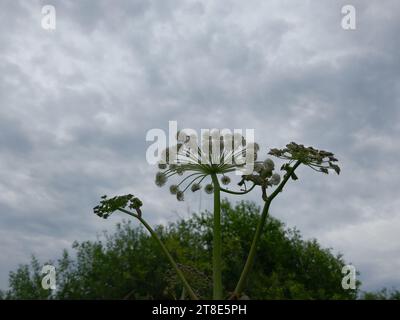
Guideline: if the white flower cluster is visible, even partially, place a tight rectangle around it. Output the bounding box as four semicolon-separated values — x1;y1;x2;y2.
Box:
155;130;260;201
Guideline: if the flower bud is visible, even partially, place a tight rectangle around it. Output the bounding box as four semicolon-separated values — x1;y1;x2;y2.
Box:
205;184;214;194
158;163;167;170
155;172;167;187
270;173;281;185
176;191;184;201
221;175;231;185
191;183;201;192
169;185;179;195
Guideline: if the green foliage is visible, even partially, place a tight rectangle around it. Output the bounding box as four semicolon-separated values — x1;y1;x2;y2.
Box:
361;288;400;300
5;200;358;300
6;256;52;299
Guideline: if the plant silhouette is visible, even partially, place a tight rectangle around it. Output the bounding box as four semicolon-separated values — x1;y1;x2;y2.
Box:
94;131;340;300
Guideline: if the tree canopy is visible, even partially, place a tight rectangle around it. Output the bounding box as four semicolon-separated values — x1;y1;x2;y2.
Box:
1;200;364;299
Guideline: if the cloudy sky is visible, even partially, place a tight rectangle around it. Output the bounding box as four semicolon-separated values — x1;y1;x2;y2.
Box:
0;0;399;293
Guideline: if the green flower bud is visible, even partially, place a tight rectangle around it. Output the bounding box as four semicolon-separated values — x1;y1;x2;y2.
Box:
260;168;272;179
221;175;231;185
176;166;185;176
176;191;184;201
204;184;214;194
169;185;179;195
158;162;167;170
254;163;264;173
155;172;167;187
191;183;201;192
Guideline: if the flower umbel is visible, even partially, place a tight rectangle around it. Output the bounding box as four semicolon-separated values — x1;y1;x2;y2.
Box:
269;142;340;175
239;157;281;200
93;194;143;219
155;130;259;201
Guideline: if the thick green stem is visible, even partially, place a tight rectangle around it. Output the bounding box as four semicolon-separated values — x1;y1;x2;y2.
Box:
211;174;223;300
232;161;301;297
117;208;199;300
233;200;270;296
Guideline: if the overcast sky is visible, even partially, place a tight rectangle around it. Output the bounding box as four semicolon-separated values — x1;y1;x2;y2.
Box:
0;0;399;293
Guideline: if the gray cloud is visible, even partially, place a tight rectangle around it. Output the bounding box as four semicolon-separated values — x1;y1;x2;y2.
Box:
0;0;399;292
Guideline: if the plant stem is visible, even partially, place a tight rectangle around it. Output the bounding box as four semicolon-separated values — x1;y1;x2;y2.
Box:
220;183;256;195
211;173;223;300
117;208;199;300
180;286;186;300
232;160;301;298
233;200;271;297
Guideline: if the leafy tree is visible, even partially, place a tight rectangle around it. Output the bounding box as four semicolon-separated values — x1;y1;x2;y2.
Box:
361;288;400;300
4;200;358;300
6;256;50;299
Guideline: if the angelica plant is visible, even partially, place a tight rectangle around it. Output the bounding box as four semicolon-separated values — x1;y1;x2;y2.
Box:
153;130;258;299
93;194;200;300
230;142;340;299
93;131;340;300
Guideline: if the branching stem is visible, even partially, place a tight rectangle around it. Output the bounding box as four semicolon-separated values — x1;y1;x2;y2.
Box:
232;160;301;298
117;208;199;300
